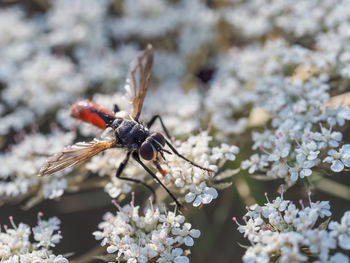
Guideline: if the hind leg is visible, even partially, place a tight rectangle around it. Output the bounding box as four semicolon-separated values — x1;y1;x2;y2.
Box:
147;115;171;139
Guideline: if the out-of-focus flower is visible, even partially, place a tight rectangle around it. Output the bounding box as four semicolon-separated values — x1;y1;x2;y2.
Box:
241;154;268;174
0;214;67;263
0;131;75;202
329;211;350;249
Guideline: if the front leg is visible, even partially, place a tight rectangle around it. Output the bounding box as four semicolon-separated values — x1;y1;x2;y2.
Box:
132;152;183;210
116;151;156;200
165;140;214;174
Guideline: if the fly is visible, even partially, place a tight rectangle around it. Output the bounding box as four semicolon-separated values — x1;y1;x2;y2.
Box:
39;44;213;208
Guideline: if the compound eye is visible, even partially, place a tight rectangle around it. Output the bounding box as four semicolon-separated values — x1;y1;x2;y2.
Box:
152;132;165;147
139;141;155;161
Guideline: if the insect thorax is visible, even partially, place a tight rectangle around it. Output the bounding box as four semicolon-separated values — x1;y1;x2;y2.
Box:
112;118;149;149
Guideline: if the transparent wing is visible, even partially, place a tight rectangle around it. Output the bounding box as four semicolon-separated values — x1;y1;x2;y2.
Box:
125;44;154;121
39;137;116;176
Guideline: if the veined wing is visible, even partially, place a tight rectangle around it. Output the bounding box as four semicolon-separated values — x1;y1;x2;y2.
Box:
39;137;116;176
125;44;154;121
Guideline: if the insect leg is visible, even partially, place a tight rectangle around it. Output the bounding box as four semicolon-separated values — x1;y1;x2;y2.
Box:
165;140;214;174
147;115;171;139
113;104;120;114
116;152;156;200
132;152;183;209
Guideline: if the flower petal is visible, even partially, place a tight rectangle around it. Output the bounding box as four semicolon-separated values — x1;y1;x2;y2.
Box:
184;236;194;246
174;256;189;263
339;235;350;250
185;192;196;203
331;160;344;172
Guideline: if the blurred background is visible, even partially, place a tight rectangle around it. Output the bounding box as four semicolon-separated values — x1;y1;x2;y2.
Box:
1;0;350;262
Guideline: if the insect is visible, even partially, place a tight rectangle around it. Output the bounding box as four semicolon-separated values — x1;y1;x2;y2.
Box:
39;44;213;208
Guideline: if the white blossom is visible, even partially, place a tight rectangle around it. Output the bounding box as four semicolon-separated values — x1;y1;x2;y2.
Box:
323;145;350;172
241;154;268;174
0;214;67;262
329;211;350;249
93;198;200;263
234;191;350;263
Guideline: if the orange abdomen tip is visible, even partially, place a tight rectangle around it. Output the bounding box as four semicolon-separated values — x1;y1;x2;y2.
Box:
70;100;115;129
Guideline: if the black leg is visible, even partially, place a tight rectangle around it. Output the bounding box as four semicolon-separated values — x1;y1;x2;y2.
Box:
116;152;156;200
113;104;120;114
132;152;182;209
165;140;214;173
147;115;171;139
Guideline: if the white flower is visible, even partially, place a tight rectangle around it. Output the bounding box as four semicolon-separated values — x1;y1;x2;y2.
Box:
157;248;189;263
104;177;132;198
289;159;315;181
159;211;185;227
267;143;290;162
241;154;268;174
211;143;239;161
0;215;67;262
0;131;75;203
242;245;269;263
329;211;350;249
312;127;343;149
185;182;218;207
235;193;350;263
94;199;200;262
252;130;274;150
33;216;63;248
42;178;67;199
323;144;350;172
310;201;332;218
172;222;201;246
323;106;350;127
295;140;320;162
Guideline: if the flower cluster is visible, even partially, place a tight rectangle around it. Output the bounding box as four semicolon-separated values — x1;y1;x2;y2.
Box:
234;191;350;263
93;197;200;263
2;0;350;262
163;131;238;207
237;52;350;184
0;130;75;204
0;0;217;137
87;129;238;207
192;0;350;186
210;28;350;185
0;0;239;210
207;31;350;184
0;213;67;263
223;0;342;39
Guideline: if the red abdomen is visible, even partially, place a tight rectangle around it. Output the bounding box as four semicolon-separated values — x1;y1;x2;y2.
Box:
70;100;115;129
